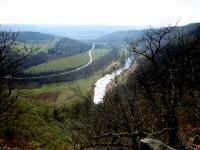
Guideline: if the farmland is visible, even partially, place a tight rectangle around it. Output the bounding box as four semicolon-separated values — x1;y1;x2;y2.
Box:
27;60;121;106
14;39;57;53
24;47;111;74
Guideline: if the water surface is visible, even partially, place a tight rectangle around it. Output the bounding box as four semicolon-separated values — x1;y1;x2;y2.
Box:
93;57;133;104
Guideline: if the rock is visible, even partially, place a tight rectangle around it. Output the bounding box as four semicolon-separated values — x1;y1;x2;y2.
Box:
193;135;200;144
139;138;176;150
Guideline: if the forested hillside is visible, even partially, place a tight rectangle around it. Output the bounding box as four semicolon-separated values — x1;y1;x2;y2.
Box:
99;29;143;44
16;31;56;42
0;0;199;149
0;23;200;150
99;22;200;45
70;23;200;150
48;37;91;56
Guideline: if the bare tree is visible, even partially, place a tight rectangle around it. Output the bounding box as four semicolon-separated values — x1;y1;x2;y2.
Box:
0;29;37;120
71;24;200;150
129;24;200;148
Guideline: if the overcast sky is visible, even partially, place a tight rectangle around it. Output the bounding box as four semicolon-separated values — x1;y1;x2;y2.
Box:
0;0;199;26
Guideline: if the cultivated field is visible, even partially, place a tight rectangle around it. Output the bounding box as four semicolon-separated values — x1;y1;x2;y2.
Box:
24;47;111;74
14;39;57;53
27;60;121;106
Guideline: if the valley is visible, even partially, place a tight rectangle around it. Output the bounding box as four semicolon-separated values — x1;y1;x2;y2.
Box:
12;31;127;106
0;22;200;150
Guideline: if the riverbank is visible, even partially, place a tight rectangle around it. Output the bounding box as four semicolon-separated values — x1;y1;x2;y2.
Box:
93;56;134;104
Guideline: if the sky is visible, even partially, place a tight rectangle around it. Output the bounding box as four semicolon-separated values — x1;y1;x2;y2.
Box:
0;0;199;26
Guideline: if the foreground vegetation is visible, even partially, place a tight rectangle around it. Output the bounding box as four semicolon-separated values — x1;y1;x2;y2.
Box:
0;60;122;150
70;24;200;150
0;28;124;149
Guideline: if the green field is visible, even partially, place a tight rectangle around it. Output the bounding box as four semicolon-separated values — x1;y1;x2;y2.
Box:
27;60;120;107
26;46;124;107
21;47;122;149
92;48;111;60
24;48;111;74
14;39;57;53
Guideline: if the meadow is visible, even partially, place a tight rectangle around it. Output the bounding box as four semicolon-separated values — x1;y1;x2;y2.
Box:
24;47;111;74
27;60;121;106
7;44;125;149
14;39;57;53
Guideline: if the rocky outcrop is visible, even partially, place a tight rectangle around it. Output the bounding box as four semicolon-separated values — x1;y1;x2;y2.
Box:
139;138;176;150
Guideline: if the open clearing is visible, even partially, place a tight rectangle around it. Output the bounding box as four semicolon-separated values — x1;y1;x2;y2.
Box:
27;60;121;106
26;46;126;106
14;39;57;53
24;47;111;74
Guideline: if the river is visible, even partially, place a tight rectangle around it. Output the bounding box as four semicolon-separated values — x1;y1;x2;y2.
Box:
93;56;134;104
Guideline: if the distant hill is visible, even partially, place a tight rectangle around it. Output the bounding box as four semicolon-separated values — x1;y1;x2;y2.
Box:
99;30;144;44
99;22;200;44
2;24;147;40
181;22;200;35
48;37;91;56
16;31;56;42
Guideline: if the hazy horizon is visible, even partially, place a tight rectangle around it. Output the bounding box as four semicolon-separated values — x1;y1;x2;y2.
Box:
0;0;199;26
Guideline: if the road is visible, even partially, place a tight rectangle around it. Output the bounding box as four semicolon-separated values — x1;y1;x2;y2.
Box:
16;44;95;79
